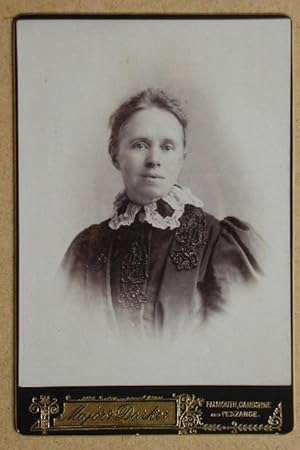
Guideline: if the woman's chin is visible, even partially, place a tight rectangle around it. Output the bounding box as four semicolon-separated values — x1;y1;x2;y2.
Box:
127;187;171;205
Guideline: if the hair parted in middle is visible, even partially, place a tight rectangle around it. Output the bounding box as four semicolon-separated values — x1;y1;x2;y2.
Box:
108;88;188;162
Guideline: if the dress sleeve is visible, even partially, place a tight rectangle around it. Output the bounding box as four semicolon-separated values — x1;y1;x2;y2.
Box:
62;220;112;285
198;216;264;318
61;226;94;286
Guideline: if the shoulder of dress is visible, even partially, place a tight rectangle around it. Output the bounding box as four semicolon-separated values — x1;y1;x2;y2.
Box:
63;220;112;265
62;220;112;277
184;204;215;219
182;205;221;234
219;216;264;250
182;207;262;250
69;220;111;246
220;216;252;231
214;215;264;276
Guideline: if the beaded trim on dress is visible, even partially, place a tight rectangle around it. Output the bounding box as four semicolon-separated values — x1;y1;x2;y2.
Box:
108;184;204;230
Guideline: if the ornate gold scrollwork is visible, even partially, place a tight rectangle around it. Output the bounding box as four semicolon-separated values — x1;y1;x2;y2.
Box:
229;403;283;433
176;394;283;434
29;395;60;434
176;394;206;433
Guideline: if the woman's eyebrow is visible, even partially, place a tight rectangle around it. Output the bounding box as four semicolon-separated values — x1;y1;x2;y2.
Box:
129;137;151;145
162;138;177;145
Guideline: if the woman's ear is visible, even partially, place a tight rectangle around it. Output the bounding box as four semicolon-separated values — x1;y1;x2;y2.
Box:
112;154;120;170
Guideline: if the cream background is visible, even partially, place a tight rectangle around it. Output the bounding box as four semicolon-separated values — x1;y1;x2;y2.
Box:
0;1;299;449
16;18;292;387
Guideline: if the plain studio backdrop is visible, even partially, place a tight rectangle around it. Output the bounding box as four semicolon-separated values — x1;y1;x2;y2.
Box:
17;18;291;386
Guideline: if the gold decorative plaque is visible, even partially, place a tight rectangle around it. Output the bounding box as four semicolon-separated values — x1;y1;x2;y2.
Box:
28;394;283;434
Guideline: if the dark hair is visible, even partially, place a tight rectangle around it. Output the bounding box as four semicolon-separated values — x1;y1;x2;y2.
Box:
108;88;187;161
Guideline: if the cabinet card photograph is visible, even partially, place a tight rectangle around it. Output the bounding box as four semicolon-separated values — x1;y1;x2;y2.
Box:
16;16;292;434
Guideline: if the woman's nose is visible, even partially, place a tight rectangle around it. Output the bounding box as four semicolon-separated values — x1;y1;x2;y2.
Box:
145;146;161;168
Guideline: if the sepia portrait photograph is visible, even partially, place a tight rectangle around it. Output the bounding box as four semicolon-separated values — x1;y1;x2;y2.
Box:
17;16;291;395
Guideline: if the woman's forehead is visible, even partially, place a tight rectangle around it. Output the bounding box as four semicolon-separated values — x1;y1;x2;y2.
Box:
120;107;185;141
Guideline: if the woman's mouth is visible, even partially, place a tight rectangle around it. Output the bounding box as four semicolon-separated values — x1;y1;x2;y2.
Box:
141;174;164;179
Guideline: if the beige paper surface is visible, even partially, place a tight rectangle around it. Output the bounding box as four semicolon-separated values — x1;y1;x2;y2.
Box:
0;0;298;449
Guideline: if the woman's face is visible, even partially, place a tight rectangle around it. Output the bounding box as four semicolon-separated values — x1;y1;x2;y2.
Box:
114;107;186;205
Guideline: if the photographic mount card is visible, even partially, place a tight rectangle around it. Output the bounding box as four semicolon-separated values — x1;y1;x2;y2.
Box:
16;15;293;435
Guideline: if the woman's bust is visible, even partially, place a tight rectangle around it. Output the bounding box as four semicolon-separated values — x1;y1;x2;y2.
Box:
62;88;264;337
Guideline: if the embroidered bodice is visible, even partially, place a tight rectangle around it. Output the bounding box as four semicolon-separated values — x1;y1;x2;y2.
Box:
62;186;263;336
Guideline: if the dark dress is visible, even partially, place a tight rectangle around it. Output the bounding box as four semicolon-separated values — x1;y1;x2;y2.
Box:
62;201;263;336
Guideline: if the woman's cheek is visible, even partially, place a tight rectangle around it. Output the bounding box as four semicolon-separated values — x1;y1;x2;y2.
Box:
127;154;145;171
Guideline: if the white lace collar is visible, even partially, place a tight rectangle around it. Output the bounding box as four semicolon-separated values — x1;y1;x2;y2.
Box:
108;185;204;231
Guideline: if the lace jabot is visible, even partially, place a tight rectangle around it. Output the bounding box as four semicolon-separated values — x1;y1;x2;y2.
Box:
108;184;204;231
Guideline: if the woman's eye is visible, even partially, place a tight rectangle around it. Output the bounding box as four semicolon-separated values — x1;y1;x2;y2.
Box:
163;143;175;151
132;141;147;150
